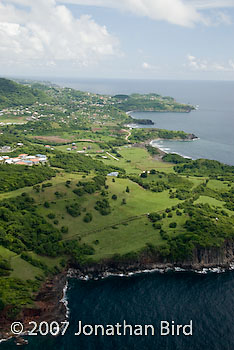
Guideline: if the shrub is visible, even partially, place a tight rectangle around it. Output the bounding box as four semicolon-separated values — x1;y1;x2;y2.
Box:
169;222;177;228
148;213;161;222
66;203;81;217
83;213;93;223
61;226;69;234
153;223;162;230
47;213;55;219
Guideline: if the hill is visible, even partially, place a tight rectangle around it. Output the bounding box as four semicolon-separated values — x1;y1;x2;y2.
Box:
0;78;51;109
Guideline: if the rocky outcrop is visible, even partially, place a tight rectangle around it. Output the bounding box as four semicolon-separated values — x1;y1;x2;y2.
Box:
0;271;67;341
71;240;234;278
182;240;234;269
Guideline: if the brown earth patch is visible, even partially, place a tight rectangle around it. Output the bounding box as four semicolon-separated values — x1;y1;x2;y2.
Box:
34;136;73;143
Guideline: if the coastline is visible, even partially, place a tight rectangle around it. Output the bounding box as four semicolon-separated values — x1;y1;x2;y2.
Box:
68;262;234;282
0;271;68;344
1;248;233;343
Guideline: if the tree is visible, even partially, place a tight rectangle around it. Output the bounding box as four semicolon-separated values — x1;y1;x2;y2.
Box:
112;194;117;200
83;213;93;223
33;185;40;193
122;198;127;205
61;226;69;234
140;172;147;178
126;186;130;193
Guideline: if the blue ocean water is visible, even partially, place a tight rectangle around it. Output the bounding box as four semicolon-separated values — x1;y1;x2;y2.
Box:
2;271;234;350
1;79;233;350
52;78;234;165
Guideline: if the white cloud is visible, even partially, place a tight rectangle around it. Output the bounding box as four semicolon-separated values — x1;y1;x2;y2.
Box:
0;0;119;69
59;0;203;27
142;62;151;69
142;62;159;71
191;1;234;10
58;0;234;26
187;54;234;71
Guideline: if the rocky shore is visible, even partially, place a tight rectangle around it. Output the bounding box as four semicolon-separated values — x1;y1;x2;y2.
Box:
0;271;67;344
69;240;234;280
1;240;233;343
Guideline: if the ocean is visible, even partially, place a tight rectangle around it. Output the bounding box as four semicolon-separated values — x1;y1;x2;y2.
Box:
51;78;234;165
1;79;234;350
3;271;234;349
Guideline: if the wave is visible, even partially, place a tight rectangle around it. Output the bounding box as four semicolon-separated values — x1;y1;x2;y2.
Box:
68;264;234;283
60;280;70;318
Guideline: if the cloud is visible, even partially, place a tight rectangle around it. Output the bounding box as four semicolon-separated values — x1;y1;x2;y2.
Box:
59;0;203;27
58;0;234;26
142;62;159;71
0;0;119;69
187;54;234;71
191;1;234;10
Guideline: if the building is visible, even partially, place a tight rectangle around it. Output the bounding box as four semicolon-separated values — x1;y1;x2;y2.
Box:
107;172;119;177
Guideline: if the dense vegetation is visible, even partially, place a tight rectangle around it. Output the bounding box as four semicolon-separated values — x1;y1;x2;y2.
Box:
113;93;194;112
163;153;192;164
49;152;124;175
0;78;51;109
174;158;234;176
0;164;56;192
129;128;194;142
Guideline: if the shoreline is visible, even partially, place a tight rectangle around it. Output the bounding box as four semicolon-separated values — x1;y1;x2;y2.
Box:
68;262;234;281
0;271;68;344
1;258;233;343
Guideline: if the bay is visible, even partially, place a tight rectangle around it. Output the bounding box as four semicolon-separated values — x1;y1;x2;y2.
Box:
52;78;234;165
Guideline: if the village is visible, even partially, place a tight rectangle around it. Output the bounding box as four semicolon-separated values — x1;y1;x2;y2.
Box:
0;153;47;166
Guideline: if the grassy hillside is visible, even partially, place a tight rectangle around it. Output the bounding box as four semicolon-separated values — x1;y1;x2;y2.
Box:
0;79;233;320
0;78;51;109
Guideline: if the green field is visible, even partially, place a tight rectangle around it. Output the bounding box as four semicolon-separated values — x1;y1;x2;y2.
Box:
194;195;233;215
101;147;174;174
0;246;42;281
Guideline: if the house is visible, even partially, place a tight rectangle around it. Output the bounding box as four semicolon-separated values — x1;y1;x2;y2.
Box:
107;172;119;177
0;146;11;153
18;154;28;159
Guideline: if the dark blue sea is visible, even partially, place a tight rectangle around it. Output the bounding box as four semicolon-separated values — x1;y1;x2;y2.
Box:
2;272;234;349
1;79;234;350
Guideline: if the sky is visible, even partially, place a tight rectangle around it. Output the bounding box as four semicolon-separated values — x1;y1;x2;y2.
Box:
1;0;234;80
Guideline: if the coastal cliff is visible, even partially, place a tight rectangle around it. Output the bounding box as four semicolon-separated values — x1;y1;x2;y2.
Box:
0;240;233;342
70;239;234;278
0;272;67;341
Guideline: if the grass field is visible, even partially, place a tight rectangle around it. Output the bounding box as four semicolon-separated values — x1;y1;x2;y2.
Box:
0;115;28;124
101;147;174;174
0;148;233;274
34;176;180;260
194;195;233;215
56;141;102;153
207;179;231;191
0;246;43;281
